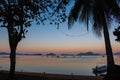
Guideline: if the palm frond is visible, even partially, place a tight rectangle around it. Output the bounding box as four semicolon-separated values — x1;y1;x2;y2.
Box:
79;0;92;31
68;0;120;37
68;0;82;29
92;21;103;37
92;0;105;37
106;0;120;21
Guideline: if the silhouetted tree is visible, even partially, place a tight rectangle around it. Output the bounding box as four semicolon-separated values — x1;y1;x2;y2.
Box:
0;0;66;79
67;0;120;77
113;26;120;42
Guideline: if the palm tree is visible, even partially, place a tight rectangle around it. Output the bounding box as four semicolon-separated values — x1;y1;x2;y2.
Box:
68;0;120;76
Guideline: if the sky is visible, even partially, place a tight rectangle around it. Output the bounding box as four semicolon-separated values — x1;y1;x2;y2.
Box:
0;1;120;54
0;20;120;54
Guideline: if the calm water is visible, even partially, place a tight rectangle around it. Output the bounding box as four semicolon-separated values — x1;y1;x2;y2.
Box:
0;55;120;76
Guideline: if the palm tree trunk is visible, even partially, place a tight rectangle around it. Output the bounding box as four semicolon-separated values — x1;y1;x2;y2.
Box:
103;23;115;75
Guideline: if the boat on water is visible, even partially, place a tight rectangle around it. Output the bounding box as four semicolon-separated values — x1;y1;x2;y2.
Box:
92;65;107;76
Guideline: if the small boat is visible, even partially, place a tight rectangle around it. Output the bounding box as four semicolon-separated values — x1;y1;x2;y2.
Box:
92;65;107;76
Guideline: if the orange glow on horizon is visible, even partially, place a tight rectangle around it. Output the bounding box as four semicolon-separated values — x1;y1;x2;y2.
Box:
16;44;107;54
0;42;120;54
1;39;120;54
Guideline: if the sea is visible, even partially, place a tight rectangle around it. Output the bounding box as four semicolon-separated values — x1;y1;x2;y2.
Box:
0;55;120;76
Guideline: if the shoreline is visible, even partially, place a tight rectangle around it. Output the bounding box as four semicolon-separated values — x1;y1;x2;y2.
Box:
0;70;103;80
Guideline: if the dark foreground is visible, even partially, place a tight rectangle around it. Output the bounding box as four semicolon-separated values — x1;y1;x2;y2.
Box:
0;71;103;80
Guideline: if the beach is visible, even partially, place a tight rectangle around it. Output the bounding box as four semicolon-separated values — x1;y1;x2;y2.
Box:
0;71;103;80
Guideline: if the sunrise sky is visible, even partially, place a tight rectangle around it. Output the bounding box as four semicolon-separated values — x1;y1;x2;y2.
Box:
0;1;120;54
0;20;120;54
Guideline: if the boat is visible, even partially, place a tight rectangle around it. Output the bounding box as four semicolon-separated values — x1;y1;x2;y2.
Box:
92;65;107;76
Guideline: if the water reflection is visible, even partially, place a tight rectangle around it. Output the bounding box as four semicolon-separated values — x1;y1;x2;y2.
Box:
0;55;120;75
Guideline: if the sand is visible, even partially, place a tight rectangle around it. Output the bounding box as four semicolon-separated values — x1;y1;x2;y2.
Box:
0;71;103;80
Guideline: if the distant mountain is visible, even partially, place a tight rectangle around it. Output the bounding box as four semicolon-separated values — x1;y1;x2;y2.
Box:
46;53;56;56
17;53;43;56
0;52;42;56
0;52;9;55
0;51;104;56
61;54;74;56
114;52;120;55
77;51;101;56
